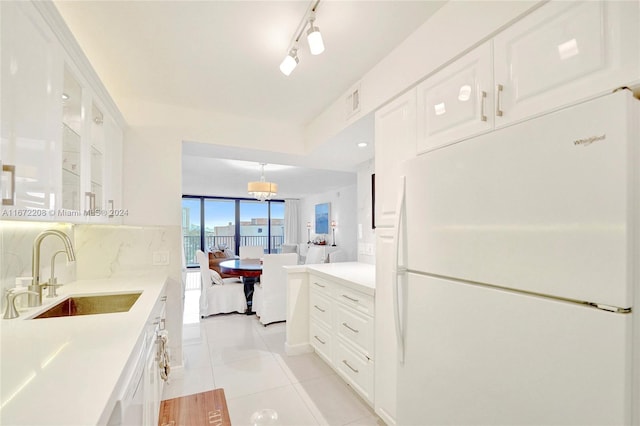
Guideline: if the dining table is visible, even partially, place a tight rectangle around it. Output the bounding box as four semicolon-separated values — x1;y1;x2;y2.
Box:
219;258;262;313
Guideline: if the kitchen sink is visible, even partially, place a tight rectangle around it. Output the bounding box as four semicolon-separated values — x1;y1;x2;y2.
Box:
33;292;142;319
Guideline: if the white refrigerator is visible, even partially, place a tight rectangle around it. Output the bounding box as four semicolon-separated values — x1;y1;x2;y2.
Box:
395;90;640;425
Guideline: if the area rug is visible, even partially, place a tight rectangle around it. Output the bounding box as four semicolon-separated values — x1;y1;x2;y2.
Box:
158;388;231;426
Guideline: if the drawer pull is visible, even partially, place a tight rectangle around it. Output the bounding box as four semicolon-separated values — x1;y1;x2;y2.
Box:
313;304;326;313
341;294;359;303
342;322;359;333
314;335;326;345
313;282;326;288
342;359;359;373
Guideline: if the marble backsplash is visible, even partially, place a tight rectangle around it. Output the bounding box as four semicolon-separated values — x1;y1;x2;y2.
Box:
1;221;182;290
74;224;182;281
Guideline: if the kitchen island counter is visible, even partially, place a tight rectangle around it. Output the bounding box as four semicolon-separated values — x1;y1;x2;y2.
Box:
0;273;168;426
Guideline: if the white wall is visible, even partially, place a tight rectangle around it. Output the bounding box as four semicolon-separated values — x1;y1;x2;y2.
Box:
299;184;357;261
357;159;375;265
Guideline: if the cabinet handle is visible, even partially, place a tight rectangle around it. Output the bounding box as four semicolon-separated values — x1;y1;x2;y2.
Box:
313;282;326;288
2;164;16;206
314;335;326;345
313;304;326;313
341;294;359;303
479;90;487;122
342;359;359;373
342;322;359;333
161;296;167;302
496;84;504;117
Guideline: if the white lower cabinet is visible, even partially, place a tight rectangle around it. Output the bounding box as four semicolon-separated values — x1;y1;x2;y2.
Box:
335;339;374;404
308;273;375;406
108;289;167;426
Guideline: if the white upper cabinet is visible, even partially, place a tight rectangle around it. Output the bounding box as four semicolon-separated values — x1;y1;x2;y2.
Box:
493;0;639;128
416;42;494;153
1;1;124;223
374;89;416;228
1;1;63;214
416;0;639;152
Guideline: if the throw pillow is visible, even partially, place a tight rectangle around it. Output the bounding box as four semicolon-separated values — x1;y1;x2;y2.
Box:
223;248;235;258
209;268;225;286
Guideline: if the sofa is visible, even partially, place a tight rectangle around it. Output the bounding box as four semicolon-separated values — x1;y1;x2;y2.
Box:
208;250;236;278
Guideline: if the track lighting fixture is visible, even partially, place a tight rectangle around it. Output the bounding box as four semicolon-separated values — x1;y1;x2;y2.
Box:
306;16;324;55
279;48;299;76
279;0;324;76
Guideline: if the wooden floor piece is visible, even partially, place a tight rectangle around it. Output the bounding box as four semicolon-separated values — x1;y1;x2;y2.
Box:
159;388;231;426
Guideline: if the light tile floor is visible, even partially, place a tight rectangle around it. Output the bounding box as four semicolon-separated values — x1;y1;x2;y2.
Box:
162;272;384;426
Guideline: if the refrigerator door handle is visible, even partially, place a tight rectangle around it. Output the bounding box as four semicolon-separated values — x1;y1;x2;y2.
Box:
393;175;406;364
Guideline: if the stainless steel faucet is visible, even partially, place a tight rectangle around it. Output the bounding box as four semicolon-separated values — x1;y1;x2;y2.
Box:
28;230;76;307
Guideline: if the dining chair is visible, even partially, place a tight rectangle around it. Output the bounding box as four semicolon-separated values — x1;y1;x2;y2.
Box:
196;250;246;317
252;253;298;326
239;245;264;259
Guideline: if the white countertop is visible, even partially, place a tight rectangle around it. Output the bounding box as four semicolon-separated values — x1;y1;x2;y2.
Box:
288;262;376;295
0;273;167;426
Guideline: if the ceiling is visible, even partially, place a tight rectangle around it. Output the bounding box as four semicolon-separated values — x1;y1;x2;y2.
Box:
53;0;447;197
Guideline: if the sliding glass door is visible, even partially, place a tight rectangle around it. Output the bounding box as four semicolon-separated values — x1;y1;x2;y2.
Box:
204;199;235;251
182;198;202;267
182;196;285;267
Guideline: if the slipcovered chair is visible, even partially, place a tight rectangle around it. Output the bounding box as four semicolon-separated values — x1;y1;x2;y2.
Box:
280;244;298;254
239;245;264;259
328;249;347;263
252;253;298;326
305;246;326;264
196;250;246;317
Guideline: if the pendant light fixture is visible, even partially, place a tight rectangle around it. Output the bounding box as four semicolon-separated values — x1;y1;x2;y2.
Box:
279;0;324;76
248;163;278;202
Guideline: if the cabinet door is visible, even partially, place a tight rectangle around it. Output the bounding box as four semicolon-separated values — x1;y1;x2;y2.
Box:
374;89;416;228
88;102;105;213
0;1;62;213
416;42;494;153
104;114;123;222
374;228;398;425
494;0;640;128
61;66;84;215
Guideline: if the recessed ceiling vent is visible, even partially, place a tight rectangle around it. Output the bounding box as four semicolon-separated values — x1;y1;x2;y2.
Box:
345;82;361;120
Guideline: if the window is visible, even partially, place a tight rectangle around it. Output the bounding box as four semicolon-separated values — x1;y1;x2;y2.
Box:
182;196;285;267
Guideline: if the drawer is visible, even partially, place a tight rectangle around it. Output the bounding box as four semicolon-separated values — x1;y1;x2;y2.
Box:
309;275;334;296
336;304;374;357
310;320;333;365
335;338;374;404
335;287;373;316
310;289;333;329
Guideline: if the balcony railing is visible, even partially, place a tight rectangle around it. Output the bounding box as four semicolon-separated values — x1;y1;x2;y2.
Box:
183;234;285;267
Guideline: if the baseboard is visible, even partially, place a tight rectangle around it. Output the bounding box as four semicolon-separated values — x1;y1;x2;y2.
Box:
285;341;313;356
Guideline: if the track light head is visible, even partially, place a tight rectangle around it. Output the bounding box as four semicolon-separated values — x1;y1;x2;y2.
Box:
279;48;299;76
306;18;324;55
